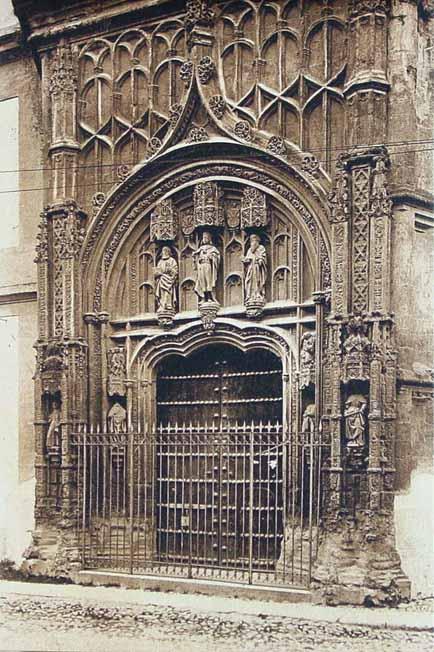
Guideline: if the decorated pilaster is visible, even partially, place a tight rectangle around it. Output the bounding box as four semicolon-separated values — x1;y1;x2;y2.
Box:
345;0;390;145
315;146;409;604
34;41;88;529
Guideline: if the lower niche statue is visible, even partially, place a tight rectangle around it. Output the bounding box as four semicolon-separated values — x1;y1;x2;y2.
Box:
155;245;178;327
193;230;221;330
46;400;61;462
344;394;368;450
107;402;127;434
302;404;315;436
243;233;267;318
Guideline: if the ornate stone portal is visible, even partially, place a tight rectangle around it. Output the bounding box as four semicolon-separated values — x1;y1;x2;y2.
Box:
28;0;412;606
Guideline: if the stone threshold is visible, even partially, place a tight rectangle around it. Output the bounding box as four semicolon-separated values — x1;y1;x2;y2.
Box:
74;570;313;604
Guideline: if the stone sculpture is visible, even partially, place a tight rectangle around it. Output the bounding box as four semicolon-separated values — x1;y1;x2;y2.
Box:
344;394;368;449
193;231;220;304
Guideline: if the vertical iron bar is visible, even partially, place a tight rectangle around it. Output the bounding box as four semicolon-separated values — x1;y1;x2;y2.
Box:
248;422;254;585
129;430;134;574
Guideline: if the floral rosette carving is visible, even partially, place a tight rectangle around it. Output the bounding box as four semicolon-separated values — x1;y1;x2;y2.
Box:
188;127;209;143
180;60;194;86
197;56;216;84
169;103;183;127
92;192;106;216
301;154;320;177
267;136;287;156
234;120;252;142
147;137;163;156
209;95;226;120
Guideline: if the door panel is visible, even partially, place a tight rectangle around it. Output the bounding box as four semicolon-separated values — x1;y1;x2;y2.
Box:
155;344;283;568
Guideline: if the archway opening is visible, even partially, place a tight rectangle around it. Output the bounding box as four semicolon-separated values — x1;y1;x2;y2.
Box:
153;343;284;573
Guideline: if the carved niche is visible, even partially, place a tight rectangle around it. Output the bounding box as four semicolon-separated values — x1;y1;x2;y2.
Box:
343;314;371;383
299;332;316;390
46;400;62;464
107;347;127;398
109;180;315;324
154;246;179;328
243;233;267;319
344;394;369;469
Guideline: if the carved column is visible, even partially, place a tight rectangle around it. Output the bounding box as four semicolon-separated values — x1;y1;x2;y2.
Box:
345;0;390;145
315;145;408;601
34;41;89;528
387;0;419;188
48;43;79;203
326;147;396;509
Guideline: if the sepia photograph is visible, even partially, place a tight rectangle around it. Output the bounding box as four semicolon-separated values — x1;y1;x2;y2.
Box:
0;0;433;650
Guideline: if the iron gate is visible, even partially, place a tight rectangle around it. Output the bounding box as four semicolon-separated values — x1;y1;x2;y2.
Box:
72;421;324;588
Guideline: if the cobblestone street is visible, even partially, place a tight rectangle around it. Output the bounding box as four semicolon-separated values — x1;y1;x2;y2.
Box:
0;586;433;652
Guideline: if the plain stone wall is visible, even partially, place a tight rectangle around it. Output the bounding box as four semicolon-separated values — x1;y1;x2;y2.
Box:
395;470;434;597
0;45;43;562
391;203;434;596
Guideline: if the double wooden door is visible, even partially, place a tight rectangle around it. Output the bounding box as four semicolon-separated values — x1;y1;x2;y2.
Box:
155;344;284;571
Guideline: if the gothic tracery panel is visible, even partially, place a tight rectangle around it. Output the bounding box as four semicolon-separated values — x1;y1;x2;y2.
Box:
77;21;186;213
216;0;347;173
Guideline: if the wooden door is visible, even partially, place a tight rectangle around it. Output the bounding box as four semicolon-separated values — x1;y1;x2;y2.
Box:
155;344;283;570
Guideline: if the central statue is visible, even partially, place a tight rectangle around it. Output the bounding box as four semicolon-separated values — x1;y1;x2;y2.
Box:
193;230;220;303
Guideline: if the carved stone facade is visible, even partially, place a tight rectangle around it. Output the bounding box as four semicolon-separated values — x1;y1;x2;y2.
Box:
5;0;432;604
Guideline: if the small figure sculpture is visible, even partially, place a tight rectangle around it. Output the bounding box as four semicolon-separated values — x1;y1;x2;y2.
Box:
108;402;127;434
344;394;367;449
371;157;388;201
299;332;316;389
302;404;315;435
243;234;267;304
46;401;61;457
193;231;220;304
155;246;178;312
343;314;370;382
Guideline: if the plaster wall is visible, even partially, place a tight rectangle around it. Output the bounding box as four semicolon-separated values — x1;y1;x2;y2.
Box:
0;304;37;563
391;204;434;596
0;50;42;562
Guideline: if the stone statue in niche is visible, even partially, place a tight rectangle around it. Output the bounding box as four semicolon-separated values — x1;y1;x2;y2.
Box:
193;231;220;304
46;400;61;461
299;332;316;389
107;347;126;397
302;404;315;435
243;234;267;318
371;157;388;201
108;402;127;434
155;246;178;327
344;394;368;449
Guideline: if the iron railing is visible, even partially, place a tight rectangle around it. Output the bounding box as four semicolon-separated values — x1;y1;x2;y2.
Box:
72;421;325;587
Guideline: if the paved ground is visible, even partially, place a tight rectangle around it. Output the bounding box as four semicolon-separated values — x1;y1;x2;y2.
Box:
0;582;432;652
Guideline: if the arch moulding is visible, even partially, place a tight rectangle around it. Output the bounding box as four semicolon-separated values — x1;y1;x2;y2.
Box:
79;141;332;319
